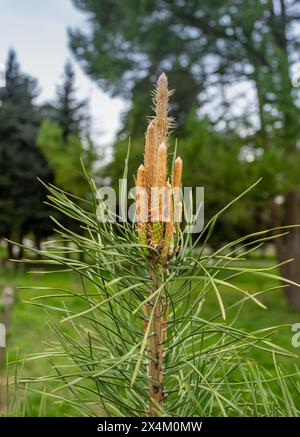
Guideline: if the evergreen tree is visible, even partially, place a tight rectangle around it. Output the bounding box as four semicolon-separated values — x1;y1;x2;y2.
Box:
37;61;97;261
0;49;53;258
53;60;87;143
37;119;95;198
38;60;96;198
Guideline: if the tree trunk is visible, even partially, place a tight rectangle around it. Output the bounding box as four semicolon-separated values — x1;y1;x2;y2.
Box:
6;240;14;261
35;235;42;259
271;192;300;311
35;235;41;251
267;1;300;310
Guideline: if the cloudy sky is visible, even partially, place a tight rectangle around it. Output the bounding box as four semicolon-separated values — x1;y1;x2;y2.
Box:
0;0;125;145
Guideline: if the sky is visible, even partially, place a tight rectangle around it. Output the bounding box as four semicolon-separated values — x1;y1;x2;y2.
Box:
0;0;125;146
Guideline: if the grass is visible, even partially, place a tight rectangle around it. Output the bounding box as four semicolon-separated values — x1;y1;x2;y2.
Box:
0;264;85;416
0;257;299;416
202;259;300;372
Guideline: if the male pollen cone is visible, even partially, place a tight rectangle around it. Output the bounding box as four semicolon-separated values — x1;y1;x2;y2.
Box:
144;121;156;197
156;73;169;117
173;156;183;187
155;142;167;188
136;164;145;187
155;72;171;147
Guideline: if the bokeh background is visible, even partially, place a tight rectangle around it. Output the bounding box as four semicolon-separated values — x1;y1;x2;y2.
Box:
0;0;300;415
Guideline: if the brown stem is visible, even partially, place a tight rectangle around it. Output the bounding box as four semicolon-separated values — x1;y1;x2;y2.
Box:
145;268;166;416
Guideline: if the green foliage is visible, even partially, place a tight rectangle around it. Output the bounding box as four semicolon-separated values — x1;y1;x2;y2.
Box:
37;61;97;199
12;177;300;416
51;61;87;143
2;259;300;417
70;0;300;156
181;112;263;245
105;134;144;193
37;119;93;198
0;50;53;247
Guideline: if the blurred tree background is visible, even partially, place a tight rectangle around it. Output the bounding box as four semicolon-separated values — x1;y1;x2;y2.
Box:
0;0;300;310
0;50;54;258
1;1;300;417
0;51;97;260
68;0;300;310
38;61;96;198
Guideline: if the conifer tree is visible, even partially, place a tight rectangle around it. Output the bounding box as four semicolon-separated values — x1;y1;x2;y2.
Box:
0;49;52;258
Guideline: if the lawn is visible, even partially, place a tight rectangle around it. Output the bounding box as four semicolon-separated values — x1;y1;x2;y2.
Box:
0;258;299;416
0;265;85;416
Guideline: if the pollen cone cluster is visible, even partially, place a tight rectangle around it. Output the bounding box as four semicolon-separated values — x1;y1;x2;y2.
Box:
135;73;183;261
135;74;183;416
